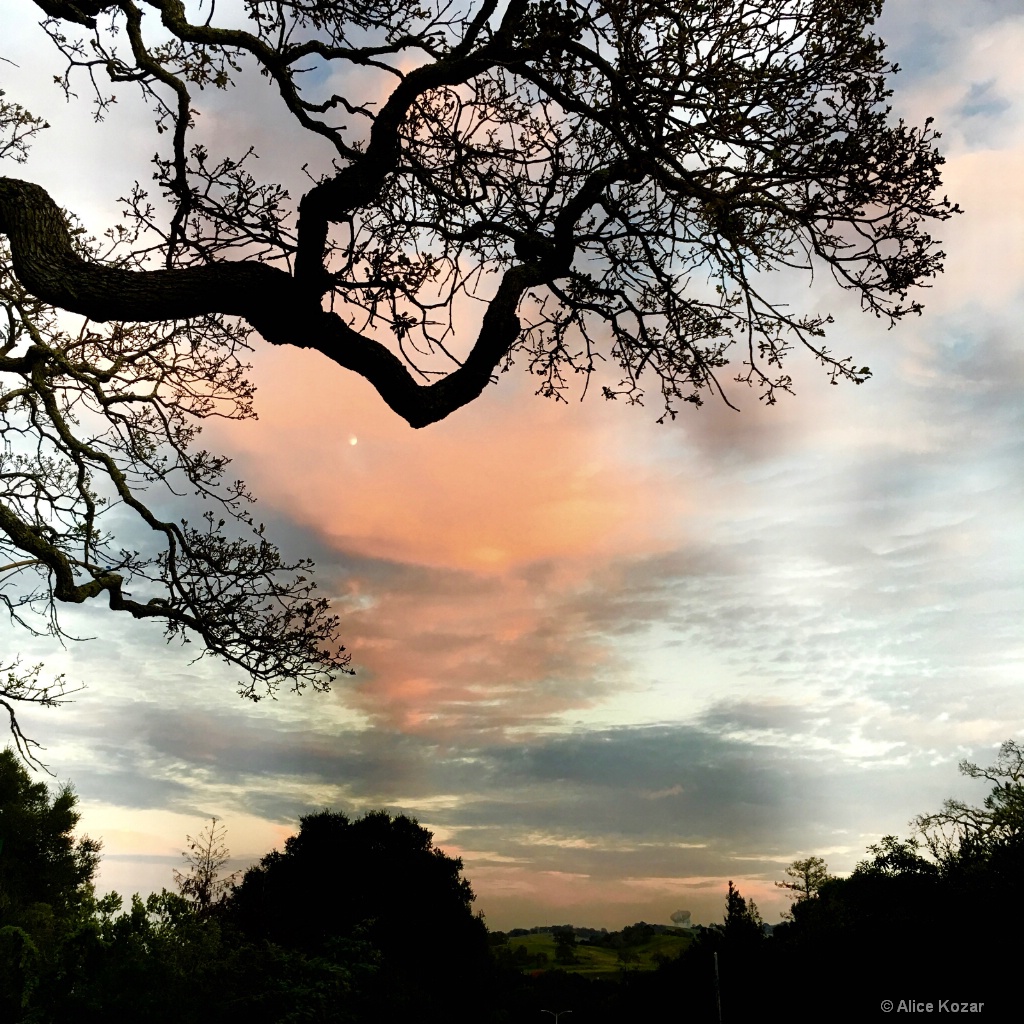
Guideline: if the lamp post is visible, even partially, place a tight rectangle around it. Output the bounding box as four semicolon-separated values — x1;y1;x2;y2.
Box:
541;1011;572;1024
714;952;722;1024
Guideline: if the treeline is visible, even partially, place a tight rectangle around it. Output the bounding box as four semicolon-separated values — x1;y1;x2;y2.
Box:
645;742;1024;1021
491;743;1024;1019
0;748;492;1023
2;742;1022;1021
498;922;679;941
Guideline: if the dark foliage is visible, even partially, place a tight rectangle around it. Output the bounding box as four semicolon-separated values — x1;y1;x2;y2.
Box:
551;924;578;963
0;747;99;926
227;808;491;1021
3;743;1024;1022
0;747;100;1019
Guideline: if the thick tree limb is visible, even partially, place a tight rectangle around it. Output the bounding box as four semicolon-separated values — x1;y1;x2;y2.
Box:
0;176;531;427
30;0;116;29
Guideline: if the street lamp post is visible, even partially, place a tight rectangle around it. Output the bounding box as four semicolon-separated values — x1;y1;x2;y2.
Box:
541;1011;573;1024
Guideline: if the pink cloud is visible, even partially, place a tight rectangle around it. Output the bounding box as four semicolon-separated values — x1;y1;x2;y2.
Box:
205;343;703;737
214;343;691;572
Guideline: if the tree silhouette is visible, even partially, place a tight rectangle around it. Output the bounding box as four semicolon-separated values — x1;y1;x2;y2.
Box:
173;816;241;915
0;746;100;926
229;809;485;965
723;879;764;946
775;855;830;918
1;0;958;707
913;740;1024;863
226;808;490;1022
0;659;79;769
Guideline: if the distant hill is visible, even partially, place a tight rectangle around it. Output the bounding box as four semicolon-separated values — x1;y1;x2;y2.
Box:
489;922;694;976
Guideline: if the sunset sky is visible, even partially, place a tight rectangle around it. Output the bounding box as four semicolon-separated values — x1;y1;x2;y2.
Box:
2;0;1023;930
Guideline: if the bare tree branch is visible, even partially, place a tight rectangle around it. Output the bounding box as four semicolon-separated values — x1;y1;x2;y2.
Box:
0;0;959;740
0;657;81;771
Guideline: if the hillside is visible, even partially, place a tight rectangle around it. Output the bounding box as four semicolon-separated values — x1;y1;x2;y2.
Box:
491;923;694;976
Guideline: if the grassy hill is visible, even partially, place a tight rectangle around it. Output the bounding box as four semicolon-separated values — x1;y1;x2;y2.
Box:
495;927;694;976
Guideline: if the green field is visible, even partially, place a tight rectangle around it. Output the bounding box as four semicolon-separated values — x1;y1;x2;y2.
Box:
499;929;694;976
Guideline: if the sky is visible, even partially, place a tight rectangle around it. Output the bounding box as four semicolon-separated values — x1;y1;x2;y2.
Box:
2;0;1023;930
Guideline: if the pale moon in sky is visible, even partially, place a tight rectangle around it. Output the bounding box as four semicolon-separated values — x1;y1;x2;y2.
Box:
349;436;358;446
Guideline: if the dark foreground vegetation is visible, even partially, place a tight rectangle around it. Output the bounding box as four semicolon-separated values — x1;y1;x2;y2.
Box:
1;743;1022;1022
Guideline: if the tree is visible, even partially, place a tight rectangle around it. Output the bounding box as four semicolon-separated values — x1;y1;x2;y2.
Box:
0;744;100;1016
677;882;766;1021
912;740;1024;863
228;809;487;972
551;925;578;964
226;809;491;1023
763;762;1024;1021
173;816;242;916
1;0;958;708
775;855;830;916
855;833;937;877
52;890;231;1024
616;945;640;968
723;879;764;946
0;746;100;928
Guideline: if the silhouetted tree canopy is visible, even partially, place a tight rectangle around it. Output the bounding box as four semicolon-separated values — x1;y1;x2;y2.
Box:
913;739;1024;863
764;750;1024;1020
551;924;578;963
173;816;242;915
228;809;487;975
1;0;957;715
2;747;1023;1022
775;855;830;918
0;746;101;1018
0;746;100;927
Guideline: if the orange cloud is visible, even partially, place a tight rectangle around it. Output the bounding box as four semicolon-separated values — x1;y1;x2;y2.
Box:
203;340;709;738
211;343;691;573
